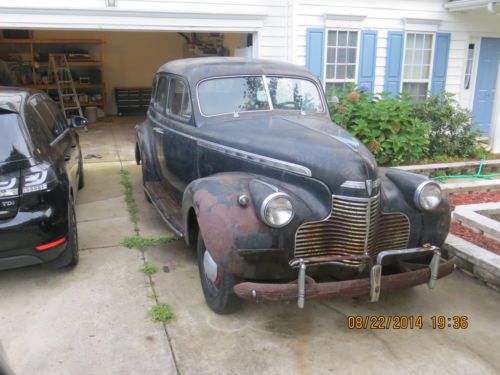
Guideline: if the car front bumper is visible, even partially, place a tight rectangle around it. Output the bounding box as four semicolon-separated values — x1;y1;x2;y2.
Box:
233;246;457;306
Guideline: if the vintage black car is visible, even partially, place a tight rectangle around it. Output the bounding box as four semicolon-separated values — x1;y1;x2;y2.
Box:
136;57;456;314
0;88;86;271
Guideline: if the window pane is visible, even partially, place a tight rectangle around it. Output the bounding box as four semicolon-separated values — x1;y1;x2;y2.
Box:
327;48;336;64
198;77;269;115
424;34;433;49
338;31;348;46
168;79;192;120
347;65;355;79
348;32;358;47
328;31;337;47
403;82;428;101
154;76;168;113
336;65;347;79
407;33;415;49
326;65;335;79
347;48;356;64
337;48;347;63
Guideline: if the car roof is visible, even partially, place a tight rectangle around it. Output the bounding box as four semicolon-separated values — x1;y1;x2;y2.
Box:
157;57;319;84
0;87;37;113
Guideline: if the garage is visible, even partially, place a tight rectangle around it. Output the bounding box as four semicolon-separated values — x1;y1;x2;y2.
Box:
0;29;254;117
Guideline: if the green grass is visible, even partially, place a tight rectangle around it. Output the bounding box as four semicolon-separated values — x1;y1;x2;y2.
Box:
148;303;174;323
140;262;158;275
119;169;140;234
122;235;176;250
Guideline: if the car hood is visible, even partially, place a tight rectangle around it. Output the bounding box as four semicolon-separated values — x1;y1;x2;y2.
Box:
199;114;378;196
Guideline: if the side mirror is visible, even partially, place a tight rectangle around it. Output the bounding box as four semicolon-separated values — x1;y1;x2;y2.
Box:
71;116;88;128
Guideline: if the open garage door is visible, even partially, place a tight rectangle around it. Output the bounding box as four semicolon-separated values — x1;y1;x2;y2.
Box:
0;29;254;116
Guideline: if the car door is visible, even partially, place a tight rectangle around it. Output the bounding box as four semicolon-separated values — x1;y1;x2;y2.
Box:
161;76;197;192
28;95;77;195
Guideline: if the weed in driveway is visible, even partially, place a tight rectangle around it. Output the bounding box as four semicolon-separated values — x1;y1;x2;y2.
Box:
122;235;175;250
119;169;140;234
148;303;174;323
140;262;158;275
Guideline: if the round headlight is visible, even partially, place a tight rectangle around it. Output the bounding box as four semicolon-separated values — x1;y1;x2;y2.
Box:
414;181;442;211
261;192;294;228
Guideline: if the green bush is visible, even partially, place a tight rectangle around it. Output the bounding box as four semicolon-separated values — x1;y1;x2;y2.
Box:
328;85;483;165
329;85;430;166
413;93;484;160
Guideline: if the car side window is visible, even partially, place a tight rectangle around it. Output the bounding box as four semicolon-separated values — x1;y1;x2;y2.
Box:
44;97;69;131
154;76;168;113
24;105;53;156
167;78;192;122
29;95;65;139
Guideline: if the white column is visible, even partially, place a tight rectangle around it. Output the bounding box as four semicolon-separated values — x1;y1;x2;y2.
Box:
490;63;500;153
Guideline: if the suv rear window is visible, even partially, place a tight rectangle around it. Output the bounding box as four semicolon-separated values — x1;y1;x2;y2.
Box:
0;112;30;164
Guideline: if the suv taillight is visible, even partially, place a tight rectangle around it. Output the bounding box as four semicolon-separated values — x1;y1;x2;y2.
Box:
22;163;57;194
0;174;19;198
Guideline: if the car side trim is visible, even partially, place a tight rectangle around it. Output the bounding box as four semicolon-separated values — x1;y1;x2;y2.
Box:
198;139;312;177
147;113;313;177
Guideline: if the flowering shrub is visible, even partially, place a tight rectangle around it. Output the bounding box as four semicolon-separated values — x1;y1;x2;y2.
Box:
328;85;484;166
329;85;430;166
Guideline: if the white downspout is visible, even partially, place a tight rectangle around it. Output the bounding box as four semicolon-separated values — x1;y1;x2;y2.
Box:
490;63;500;153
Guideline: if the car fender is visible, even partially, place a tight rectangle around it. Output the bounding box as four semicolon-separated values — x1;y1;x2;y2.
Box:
182;172;331;275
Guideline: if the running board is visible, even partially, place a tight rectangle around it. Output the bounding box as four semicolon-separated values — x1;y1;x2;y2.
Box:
144;181;184;238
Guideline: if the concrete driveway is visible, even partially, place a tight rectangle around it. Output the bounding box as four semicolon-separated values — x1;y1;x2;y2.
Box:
0;117;499;375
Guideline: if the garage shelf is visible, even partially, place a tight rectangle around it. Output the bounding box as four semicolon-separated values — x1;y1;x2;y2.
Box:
1;36;106;116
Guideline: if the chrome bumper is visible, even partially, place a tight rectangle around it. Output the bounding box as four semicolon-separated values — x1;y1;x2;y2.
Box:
233;246;456;307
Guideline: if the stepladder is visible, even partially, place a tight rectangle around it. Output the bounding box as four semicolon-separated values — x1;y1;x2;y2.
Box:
48;53;87;130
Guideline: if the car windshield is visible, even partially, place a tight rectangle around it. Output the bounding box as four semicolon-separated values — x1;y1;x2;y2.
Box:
198;76;324;116
0;111;30;164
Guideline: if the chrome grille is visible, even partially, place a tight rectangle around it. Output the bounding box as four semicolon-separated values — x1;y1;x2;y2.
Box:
294;194;410;264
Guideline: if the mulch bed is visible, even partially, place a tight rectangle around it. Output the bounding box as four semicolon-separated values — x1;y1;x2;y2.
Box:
447;191;500;254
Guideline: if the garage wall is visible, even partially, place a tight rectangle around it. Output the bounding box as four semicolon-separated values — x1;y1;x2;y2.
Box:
34;30;185;114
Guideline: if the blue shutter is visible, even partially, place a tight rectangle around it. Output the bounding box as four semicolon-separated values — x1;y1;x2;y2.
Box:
431;33;451;95
358;30;377;92
384;31;404;97
306;28;325;83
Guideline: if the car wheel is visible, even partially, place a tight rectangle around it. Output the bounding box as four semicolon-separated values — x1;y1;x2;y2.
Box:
197;232;241;314
53;199;79;269
78;161;85;190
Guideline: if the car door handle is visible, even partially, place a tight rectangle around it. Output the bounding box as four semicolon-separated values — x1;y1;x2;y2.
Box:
153;127;165;135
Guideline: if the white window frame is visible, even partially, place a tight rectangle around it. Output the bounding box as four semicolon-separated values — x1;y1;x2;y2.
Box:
400;31;436;99
323;29;361;91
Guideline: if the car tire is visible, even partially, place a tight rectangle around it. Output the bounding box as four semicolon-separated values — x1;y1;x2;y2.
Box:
53;199;79;269
78;161;85;190
197;231;241;314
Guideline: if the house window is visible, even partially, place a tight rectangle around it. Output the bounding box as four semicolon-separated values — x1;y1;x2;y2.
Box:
464;43;475;90
402;33;434;100
325;30;359;95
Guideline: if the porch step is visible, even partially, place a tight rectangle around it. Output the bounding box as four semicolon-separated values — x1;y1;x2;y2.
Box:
144;181;184;238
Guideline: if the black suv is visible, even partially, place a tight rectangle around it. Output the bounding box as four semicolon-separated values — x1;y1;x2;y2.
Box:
0;88;86;270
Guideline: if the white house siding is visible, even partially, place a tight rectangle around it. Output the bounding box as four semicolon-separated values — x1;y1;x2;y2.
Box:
293;0;500;110
0;0;289;61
